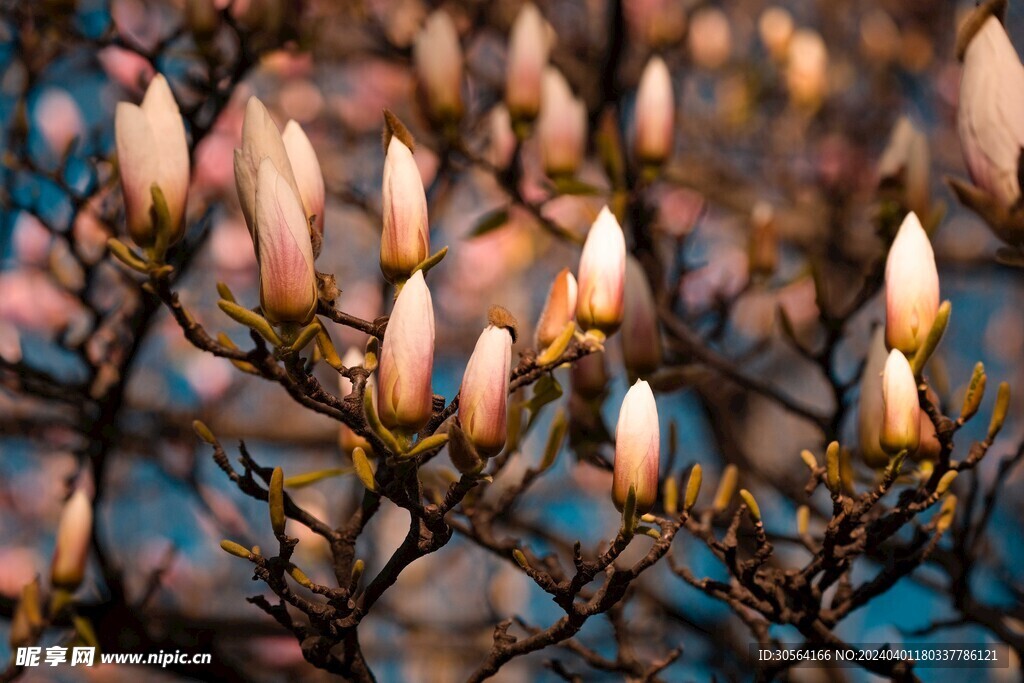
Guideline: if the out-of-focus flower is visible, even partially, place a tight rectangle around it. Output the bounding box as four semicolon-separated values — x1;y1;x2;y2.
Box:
626;0;687;48
759;6;793;61
786;29;828;108
881;349;920;455
621;257;661;377
35;89;84;156
253;157;318;324
115;74;190;247
339;348;371;454
858;328;891;468
377;271;435;431
613;379;660;513
505;2;550;123
413;10;464;123
488;105;517;170
634;56;674;165
380;137;430;283
884;212;939;355
688;7;732;70
878;116;931;220
234;97;302;237
576;207;627;336
748;201;778;276
536;68;587;176
50;489;92;590
535;268;578;349
282;120;326;238
459;323;514;456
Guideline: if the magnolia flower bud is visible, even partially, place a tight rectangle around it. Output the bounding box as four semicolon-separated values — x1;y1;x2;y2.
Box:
339;348;371;454
50;489;93;590
535;268;578;349
281;120;326;238
234;97;302;237
786;29;828;108
576;207;627;335
459;324;513;456
537;68;587;177
957;13;1024;210
613;380;660;513
254;158;318;324
377;271;435;431
633;56;674;165
884;212;939;355
622;257;662;377
505;2;550;122
413;10;464;123
881;349;920;455
114;74;189;247
380;137;430;283
857;328;890;468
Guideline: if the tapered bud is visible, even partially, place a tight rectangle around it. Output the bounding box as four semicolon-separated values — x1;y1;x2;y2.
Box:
339;348;371;454
536;268;578;349
253;158;318;324
878;116;931;220
634;56;675;165
114;74;189;247
413;11;464;123
571;349;608;399
377;271;435;430
537;68;587;176
881;349;921;455
957;13;1024;209
884;212;939;355
234;97;302;237
785;29;828;108
9;579;43;650
858;328;890;468
613;380;660;513
621;257;662;377
282;120;326;238
505;2;550;122
459;324;514;456
576;207;627;335
50;489;93;590
380;137;430;283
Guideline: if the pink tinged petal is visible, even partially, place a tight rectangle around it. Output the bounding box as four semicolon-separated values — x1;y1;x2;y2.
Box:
115;102;161;246
535;268;578;348
537;68;587;176
459;325;513;456
613;380;660;513
50;489;93;590
413;10;464;120
621;257;662;377
884;212;939;354
236;96;301;234
380;137;430;282
880;349;920;454
634;56;675;164
282;120;326;236
140;74;190;240
377;271;435;430
505;2;550;120
254;158;317;324
576;207;627;335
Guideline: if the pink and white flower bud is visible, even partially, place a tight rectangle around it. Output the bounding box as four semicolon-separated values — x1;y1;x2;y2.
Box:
377;271;435;431
115;74;189;247
254;157;318;324
884;212;939;355
880;349;921;455
50;489;93;590
535;267;577;349
958;15;1024;208
282;120;326;238
622;257;662;377
505;2;550;122
234;97;302;237
459;325;513;456
413;10;464;122
537;68;587;176
613;379;660;513
576;207;627;335
339;348;371;454
380;137;430;283
634;56;674;165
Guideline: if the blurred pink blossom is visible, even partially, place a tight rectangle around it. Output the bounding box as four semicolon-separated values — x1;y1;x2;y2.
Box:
98;46;155;92
12;212;51;266
0;270;82;333
34;89;84;155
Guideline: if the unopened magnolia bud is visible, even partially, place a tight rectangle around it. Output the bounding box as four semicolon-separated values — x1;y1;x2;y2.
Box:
50;489;93;590
414;10;464;123
253;157;318;325
858;327;890;468
576;207;627;335
633;55;674;165
380;137;430;283
878;116;931;219
621;257;662;378
881;349;921;455
684;463;702;512
759;7;794;62
960;362;987;422
739;489;761;522
786;29;828;109
115;74;189;248
377;271;435;431
612;380;660;514
711;464;737;513
988;381;1011;440
282;120;326;238
885;212;939;355
235;97;302;238
505;3;550;123
459;324;513;456
536;268;578;349
537;68;587;176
